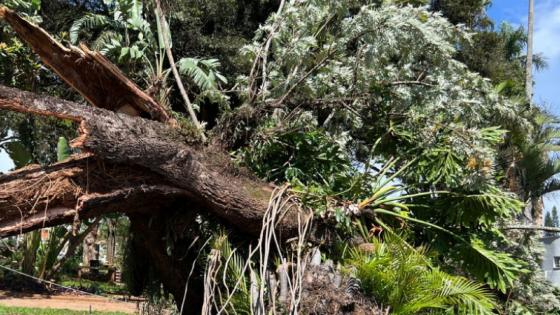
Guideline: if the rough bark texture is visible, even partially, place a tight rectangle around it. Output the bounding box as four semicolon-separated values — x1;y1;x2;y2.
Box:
0;85;301;237
0;6;172;122
532;196;544;227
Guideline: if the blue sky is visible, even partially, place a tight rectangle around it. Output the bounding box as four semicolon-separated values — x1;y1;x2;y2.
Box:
488;0;560;211
488;0;560;115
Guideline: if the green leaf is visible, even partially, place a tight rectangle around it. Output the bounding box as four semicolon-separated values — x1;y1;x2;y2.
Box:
57;136;71;162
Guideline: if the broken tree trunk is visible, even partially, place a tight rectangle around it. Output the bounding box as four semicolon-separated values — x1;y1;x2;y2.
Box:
0;6;172;122
0;154;190;237
0;85;301;237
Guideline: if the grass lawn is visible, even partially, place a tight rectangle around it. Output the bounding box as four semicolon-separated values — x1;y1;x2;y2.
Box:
0;305;129;315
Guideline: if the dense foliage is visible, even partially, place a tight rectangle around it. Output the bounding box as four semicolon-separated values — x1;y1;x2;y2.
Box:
1;0;560;314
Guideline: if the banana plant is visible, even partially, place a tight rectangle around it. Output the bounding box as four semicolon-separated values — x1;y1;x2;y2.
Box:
70;0;228;110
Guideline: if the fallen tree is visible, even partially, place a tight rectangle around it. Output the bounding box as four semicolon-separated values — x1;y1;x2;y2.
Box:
0;6;310;311
0;85;301;236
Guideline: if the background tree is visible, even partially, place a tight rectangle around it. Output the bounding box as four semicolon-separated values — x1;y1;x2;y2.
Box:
526;0;534;100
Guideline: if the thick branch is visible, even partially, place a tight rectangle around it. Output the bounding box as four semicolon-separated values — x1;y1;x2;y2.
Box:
0;86;302;236
0;6;172;122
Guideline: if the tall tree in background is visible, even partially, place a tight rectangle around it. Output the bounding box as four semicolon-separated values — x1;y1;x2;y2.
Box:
544;206;559;236
545;211;554;228
526;0;534;100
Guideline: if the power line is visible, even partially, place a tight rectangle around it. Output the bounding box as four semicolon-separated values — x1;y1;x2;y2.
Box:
0;264;130;305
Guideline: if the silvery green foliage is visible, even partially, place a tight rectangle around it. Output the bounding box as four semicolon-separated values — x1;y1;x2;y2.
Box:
239;1;526;189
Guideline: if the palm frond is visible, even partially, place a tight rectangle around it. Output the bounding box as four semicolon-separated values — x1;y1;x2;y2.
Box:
375;210;525;293
346;234;496;315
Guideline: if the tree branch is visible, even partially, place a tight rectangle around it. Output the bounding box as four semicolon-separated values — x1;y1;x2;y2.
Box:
503;225;560;233
0;5;172;123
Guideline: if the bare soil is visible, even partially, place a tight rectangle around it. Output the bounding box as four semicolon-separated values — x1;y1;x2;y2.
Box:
0;290;138;314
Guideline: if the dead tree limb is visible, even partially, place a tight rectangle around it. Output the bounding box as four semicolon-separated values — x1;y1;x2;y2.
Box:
0;6;172;122
503;225;560;233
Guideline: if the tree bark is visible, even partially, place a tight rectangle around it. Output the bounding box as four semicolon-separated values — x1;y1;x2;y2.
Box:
532;196;544;227
0;85;302;237
106;219;116;266
503;225;560;233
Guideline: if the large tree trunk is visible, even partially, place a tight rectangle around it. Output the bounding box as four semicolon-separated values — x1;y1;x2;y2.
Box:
0;85;302;237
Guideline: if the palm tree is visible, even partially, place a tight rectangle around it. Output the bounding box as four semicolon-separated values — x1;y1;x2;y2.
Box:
514;110;560;226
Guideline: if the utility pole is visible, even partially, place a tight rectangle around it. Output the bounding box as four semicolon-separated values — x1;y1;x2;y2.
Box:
526;0;535;102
